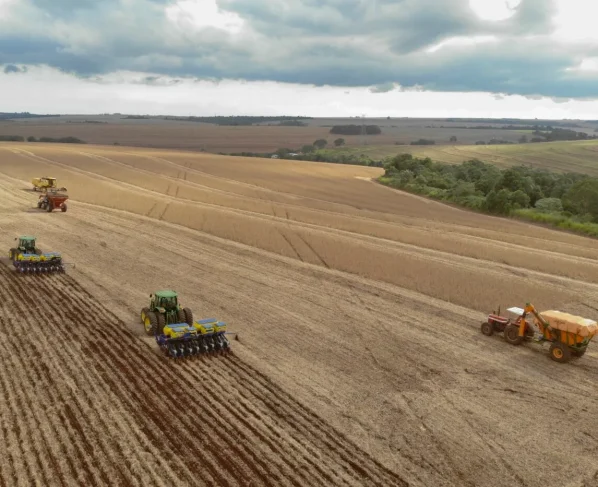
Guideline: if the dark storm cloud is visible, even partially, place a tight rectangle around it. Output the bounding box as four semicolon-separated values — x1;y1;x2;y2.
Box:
1;0;598;98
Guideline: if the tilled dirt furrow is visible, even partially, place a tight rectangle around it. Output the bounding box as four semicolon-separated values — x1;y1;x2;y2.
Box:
193;357;360;485
181;361;341;487
53;275;262;486
6;272;134;486
0;310;97;487
46;278;222;487
0;289;69;487
0;341;44;487
57;270;403;486
225;357;407;486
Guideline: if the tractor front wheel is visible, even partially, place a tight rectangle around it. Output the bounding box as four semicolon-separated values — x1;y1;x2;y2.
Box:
480;321;494;336
504;324;524;345
549;342;571;363
144;311;158;336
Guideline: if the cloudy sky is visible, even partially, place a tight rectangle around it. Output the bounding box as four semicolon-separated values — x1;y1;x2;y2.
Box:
1;0;598;118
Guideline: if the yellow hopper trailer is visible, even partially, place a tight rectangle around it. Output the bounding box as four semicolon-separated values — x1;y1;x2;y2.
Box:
490;302;597;363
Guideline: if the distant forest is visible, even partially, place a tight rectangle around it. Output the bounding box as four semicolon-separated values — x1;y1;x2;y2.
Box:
0;112;60;120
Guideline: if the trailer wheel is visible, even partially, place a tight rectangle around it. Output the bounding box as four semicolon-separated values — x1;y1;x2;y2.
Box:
46;202;53;212
61;204;67;212
504;324;524;345
480;321;494;336
549;342;571;363
571;348;586;358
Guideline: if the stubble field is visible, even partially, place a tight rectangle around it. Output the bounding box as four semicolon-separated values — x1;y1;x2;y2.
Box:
0;142;597;487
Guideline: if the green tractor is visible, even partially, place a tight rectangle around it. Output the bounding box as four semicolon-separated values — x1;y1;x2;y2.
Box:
140;290;193;336
8;236;64;273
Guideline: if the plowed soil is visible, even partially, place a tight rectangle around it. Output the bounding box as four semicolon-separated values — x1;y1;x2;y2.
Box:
0;142;597;487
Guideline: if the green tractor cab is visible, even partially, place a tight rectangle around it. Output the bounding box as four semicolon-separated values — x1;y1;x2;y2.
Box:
140;290;193;336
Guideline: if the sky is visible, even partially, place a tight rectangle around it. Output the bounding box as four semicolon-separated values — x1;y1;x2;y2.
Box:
1;0;598;118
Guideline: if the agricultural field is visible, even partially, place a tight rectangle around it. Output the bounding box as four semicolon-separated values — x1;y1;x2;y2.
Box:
325;139;598;176
0;142;597;486
2;115;598;153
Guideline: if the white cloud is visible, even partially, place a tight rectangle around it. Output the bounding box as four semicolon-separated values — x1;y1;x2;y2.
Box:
3;64;598;119
468;0;521;21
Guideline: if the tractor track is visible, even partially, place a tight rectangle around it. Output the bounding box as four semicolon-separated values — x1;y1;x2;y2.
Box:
0;264;405;486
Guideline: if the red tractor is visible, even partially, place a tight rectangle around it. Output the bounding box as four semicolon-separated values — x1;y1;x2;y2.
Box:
38;191;68;212
480;306;535;341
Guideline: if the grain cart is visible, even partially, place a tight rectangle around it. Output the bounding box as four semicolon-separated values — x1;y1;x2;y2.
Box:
8;236;65;273
140;290;232;359
481;302;597;363
32;177;67;192
37;191;68;212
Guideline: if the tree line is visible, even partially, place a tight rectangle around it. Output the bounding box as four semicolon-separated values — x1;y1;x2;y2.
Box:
380;153;598;237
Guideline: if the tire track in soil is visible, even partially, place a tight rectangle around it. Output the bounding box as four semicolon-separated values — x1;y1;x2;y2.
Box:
62;270;406;486
4;272;128;486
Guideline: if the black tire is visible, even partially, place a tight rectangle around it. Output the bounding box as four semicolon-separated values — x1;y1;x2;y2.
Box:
46;202;53;212
156;314;166;335
571;348;586;358
145;311;157;336
177;309;186;323
480;322;494;336
183;307;193;327
61;204;67;212
504;324;524;345
549;342;571;363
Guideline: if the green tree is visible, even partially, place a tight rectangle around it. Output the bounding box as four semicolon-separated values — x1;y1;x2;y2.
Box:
301;144;315;153
563;179;598;221
535;198;563;212
510;189;530;209
313;139;328;149
485;189;513;214
334;138;345;147
519;135;528;143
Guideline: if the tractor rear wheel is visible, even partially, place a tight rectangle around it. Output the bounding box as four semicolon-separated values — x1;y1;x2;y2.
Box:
504;324;524;345
549;342;571;363
144;311;158;335
156;314;166;335
183;307;193;327
480;321;494;336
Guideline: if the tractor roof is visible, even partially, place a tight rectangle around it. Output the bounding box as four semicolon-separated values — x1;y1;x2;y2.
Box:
155;290;178;298
19;236;36;241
